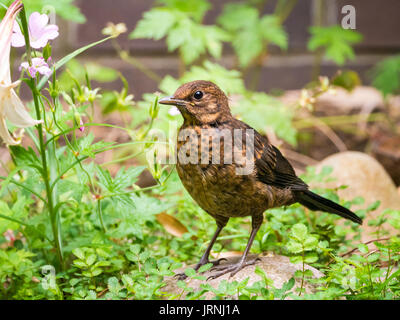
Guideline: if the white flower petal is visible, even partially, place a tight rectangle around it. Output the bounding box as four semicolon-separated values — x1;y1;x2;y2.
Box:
19;62;29;72
36;65;52;77
168;106;181;116
0;85;42;127
43;24;59;41
29;12;49;36
0;115;18;145
11;21;25;47
1;1;23;83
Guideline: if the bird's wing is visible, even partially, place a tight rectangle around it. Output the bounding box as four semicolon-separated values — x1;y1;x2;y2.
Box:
253;132;308;190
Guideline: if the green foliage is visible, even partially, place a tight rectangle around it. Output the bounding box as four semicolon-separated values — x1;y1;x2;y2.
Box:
308;25;362;65
0;0;85;23
134;62;297;145
58;59;119;92
2;0;398;302
218;3;287;67
369;55;400;96
231;92;297;145
331;70;361;92
130;0;229;64
159;61;246;96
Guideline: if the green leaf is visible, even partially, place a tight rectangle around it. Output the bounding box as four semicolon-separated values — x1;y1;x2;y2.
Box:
184;267;196;277
366;200;381;212
304;235;318;250
107;277;121;293
131;2;226;65
9;146;41;171
308;26;362;65
282;277;295;291
232;28;264;67
86;254;96;266
367;252;380;263
130;9;177;40
91;268;103;277
73;260;87;268
358;243;369;254
217;3;258;32
129;244;141;255
18;0;86;23
203;26;231;59
43;43;52;61
304;253;318;263
165;18;192;51
231;92;297;145
218;4;286;67
198;263;213;273
72;248;85;260
160;0;210;22
370;55;400;96
292;223;308;242
290;256;303;264
287;240;303;254
260;15;288;49
291;223;308;242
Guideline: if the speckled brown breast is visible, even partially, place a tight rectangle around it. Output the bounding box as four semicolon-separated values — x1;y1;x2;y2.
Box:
176;124;294;219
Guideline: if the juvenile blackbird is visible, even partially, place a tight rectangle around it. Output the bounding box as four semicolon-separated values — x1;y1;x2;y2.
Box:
159;80;362;279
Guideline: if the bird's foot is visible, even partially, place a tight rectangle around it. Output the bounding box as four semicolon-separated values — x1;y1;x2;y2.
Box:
173;258;228;280
207;257;260;280
200;257;228;269
174;272;188;281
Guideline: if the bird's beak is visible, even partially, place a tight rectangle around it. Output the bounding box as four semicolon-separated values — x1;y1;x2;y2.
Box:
158;96;186;107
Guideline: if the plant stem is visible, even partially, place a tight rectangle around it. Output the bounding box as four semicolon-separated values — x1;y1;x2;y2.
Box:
20;6;64;269
31;82;64;269
19;7;31;65
299;247;305;296
97;199;107;232
112;39;162;83
0;176;48;204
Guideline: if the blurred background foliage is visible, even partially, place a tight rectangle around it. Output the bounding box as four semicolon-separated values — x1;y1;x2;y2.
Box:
1;0;400;300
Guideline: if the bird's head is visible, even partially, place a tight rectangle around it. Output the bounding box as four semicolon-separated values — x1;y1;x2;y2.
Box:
159;80;232;125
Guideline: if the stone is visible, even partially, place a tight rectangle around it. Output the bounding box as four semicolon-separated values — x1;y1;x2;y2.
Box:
162;253;324;300
314;151;400;241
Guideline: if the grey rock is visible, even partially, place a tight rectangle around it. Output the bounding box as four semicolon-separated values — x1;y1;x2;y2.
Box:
314;151;400;241
162;253;324;300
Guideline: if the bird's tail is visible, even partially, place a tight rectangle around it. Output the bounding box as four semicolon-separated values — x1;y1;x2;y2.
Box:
294;190;362;225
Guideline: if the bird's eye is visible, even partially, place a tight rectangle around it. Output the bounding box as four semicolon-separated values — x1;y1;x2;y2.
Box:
193;91;203;100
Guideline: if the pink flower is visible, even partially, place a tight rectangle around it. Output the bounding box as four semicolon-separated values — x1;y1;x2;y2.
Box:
79;118;84;132
20;57;52;78
11;12;58;49
0;0;42;145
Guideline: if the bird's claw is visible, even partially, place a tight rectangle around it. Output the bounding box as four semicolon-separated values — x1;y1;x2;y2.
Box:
173;272;188;280
209;257;227;266
173;257;228;280
207;257;260;280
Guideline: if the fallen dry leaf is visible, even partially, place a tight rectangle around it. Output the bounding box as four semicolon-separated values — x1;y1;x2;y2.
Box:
156;212;188;237
211;251;243;259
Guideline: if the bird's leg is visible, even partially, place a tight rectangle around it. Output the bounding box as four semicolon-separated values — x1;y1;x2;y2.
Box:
208;215;263;280
174;218;228;280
